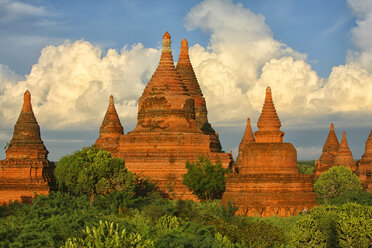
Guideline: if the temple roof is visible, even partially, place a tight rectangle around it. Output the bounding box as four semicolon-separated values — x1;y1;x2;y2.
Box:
334;131;355;168
257;87;281;132
322;123;339;153
239;118;255;151
98;95;123;138
5;90;48;159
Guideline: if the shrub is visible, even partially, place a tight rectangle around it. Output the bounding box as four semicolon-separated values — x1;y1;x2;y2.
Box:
290;203;372;248
326;190;372;206
183;156;229;200
62;220;154;248
314;166;362;202
55;147;135;202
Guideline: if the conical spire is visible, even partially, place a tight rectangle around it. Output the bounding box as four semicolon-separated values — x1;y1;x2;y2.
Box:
334;131;356;170
239;118;255;151
176;38;212;133
5;90;48;159
361;130;372;162
135;32;199;132
98;95;123;138
254;87;284;143
322;123;339;153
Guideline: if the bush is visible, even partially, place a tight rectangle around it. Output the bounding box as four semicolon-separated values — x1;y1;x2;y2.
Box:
215;218;285;248
62;220;154;248
55;147;135;202
290;203;372;248
183;156;229;200
297;161;314;174
314;166;362;202
326;190;372;206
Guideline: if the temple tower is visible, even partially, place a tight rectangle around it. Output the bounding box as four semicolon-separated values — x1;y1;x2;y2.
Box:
0;90;54;204
94;95;124;155
333;131;356;171
221;87;316;217
116;32;232;199
315;123;339;177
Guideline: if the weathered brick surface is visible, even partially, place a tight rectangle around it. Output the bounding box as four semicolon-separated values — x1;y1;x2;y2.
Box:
115;33;232;199
357;130;372;192
222;87;316;217
0;90;54;204
94;95;124;155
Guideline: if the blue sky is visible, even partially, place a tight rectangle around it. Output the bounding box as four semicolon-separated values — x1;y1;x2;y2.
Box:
0;0;371;161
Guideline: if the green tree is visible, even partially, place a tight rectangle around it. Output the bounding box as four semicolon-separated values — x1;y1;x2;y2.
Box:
289;203;372;248
183;156;229;200
314;166;362;203
55;147;135;202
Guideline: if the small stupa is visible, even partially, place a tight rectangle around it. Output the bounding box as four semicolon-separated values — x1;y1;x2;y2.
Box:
94;95;124;155
357;130;372;191
0;90;55;204
315;123;339;177
221;87;316;217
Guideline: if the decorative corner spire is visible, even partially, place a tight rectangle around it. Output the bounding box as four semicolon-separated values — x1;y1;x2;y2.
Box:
330;123;334;131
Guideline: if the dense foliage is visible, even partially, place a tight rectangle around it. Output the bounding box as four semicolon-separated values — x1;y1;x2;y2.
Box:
314;166;362;202
55;147;134;202
183;156;229;200
1;152;371;247
290;203;372;248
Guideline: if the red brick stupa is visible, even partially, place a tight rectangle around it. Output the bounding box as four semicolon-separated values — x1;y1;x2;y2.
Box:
0;90;55;204
94;95;124;155
116;32;232;199
315;127;356;177
357;130;372;191
221;87;316;217
315;123;340;177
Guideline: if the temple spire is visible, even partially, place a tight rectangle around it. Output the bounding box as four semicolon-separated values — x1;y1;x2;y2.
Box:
334;131;356;171
6;90;48;159
254;87;284;143
98;95;123;138
239;118;255;151
322;123;339;153
361;130;372;161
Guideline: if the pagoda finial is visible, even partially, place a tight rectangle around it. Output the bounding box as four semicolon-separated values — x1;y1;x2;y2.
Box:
180;38;188;56
22;90;32;112
330;123;334;131
162;31;171;52
257;86;281;132
109;95;114;105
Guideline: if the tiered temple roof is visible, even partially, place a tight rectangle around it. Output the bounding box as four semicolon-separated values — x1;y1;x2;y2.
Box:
0;90;54;204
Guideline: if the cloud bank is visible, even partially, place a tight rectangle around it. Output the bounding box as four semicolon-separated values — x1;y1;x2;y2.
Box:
0;0;371;133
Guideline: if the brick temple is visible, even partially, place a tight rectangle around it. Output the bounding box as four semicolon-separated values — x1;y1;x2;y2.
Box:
96;32;232;199
315;124;356;177
0;90;55;204
221;87;316;217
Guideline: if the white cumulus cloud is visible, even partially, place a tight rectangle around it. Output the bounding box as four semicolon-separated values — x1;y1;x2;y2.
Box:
0;40;160;128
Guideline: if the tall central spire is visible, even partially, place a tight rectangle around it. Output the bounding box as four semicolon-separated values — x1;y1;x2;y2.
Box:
134;32;199;133
254;87;284;143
